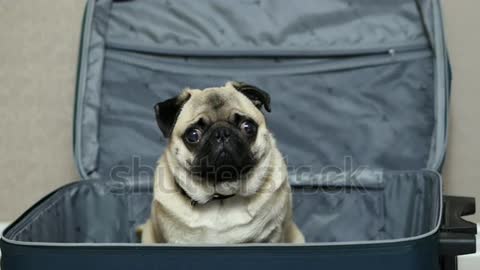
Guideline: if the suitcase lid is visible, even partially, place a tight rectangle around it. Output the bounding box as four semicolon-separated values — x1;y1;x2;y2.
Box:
74;0;449;181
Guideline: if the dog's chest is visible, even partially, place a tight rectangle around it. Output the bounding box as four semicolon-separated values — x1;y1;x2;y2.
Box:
160;197;286;243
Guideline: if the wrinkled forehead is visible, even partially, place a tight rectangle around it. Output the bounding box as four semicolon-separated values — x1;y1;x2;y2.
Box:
178;87;264;128
190;89;236;116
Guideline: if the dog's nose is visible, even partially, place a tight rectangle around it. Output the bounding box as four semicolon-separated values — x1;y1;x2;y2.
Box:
214;127;231;143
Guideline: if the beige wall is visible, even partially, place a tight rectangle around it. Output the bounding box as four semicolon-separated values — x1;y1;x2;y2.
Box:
443;0;480;223
0;0;84;220
0;1;479;222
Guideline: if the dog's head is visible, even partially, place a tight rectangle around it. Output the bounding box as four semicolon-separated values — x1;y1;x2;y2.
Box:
154;81;274;203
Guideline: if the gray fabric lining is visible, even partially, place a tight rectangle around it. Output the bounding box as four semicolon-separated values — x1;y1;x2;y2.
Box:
106;0;429;55
77;0;440;179
5;171;441;244
96;53;434;179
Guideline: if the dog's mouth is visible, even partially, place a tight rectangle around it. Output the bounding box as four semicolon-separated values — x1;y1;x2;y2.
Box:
191;147;255;182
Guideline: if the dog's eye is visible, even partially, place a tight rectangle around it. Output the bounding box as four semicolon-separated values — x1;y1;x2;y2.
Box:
184;128;202;144
240;120;257;136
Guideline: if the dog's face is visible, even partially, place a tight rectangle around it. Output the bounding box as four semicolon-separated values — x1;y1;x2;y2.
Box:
154;82;274;203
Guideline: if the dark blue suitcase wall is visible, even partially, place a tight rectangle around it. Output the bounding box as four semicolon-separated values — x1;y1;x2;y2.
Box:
1;235;440;270
1;0;453;269
1;171;443;269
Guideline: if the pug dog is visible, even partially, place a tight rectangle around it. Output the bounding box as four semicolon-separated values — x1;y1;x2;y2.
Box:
138;81;304;244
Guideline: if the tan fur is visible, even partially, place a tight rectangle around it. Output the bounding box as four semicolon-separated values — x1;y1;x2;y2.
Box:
140;82;304;244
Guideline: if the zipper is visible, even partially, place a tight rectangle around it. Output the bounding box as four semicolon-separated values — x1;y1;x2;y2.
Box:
106;39;430;58
105;48;432;76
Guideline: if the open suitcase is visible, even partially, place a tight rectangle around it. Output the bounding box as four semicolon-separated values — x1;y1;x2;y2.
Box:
1;0;478;269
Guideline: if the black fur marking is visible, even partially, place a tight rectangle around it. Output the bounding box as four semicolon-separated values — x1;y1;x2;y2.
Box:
207;93;225;110
232;82;271;112
154;93;191;138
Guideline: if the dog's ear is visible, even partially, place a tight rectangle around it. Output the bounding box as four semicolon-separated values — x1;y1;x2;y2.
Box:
154;92;191;138
232;81;271;113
